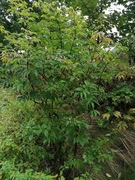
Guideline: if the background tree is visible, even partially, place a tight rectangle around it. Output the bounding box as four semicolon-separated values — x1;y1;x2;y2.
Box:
63;0;135;64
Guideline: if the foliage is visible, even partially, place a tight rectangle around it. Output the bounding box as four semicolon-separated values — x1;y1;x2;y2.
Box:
0;161;56;180
0;0;135;180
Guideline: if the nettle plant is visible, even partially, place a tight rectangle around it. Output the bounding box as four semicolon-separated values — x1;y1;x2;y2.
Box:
1;0;135;179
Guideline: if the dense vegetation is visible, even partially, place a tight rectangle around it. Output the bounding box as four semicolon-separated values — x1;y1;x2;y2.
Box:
0;0;135;179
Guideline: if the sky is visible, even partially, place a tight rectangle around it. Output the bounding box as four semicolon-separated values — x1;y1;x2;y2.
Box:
105;3;126;35
105;2;126;14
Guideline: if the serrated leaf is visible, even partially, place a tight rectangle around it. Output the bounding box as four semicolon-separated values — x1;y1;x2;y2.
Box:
102;113;110;120
113;111;122;118
123;115;133;121
129;108;135;113
102;37;114;44
116;72;126;80
117;121;128;132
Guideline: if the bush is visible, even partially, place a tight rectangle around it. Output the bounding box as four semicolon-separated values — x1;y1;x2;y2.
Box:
1;1;135;179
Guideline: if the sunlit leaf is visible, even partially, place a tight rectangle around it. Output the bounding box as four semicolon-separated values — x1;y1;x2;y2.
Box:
129;108;135;113
116;72;126;80
123;115;133;121
102;113;110;120
106;173;112;178
113;111;122;118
